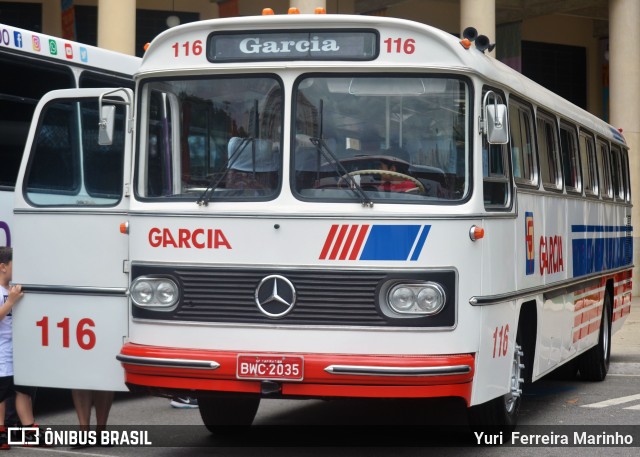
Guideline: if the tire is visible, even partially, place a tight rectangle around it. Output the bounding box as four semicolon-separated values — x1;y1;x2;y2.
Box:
198;395;260;434
577;291;612;381
468;341;524;434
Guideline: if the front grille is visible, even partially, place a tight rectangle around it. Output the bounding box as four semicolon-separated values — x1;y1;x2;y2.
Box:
131;265;456;327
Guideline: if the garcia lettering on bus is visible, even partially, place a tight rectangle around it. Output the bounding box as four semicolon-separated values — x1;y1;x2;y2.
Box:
148;227;231;249
239;36;340;54
539;235;564;275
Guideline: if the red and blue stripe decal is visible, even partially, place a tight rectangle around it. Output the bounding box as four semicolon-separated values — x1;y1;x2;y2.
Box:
319;224;430;261
571;224;633;276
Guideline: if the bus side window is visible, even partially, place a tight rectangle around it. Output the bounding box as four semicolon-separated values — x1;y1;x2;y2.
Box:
483;142;510;209
24;99;125;206
145;90;174;197
611;144;627;201
622;148;631;202
508;99;537;187
578;130;598;197
596;140;613;200
559;121;581;193
536;111;562;190
0;56;74;188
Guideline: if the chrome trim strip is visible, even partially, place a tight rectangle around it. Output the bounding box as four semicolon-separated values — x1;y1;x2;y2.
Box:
115;354;220;370
324;364;471;377
469;265;634;306
21;284;127;297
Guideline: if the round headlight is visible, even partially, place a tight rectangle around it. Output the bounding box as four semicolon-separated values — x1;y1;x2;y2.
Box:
156;280;178;305
130;277;180;309
389;286;416;312
131;280;154;304
416;283;446;315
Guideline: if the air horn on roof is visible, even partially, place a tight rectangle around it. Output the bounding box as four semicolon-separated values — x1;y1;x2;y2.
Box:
460;27;496;53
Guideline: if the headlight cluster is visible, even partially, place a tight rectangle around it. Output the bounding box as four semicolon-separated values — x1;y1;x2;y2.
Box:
387;282;446;315
130;277;180;309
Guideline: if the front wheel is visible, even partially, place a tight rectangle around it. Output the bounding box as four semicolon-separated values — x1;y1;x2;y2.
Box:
577;291;612;381
468;343;524;434
198;395;260;434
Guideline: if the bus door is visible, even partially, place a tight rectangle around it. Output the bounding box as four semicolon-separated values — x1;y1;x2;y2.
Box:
11;88;133;391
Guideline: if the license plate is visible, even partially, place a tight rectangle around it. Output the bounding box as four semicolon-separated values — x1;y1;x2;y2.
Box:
236;354;304;381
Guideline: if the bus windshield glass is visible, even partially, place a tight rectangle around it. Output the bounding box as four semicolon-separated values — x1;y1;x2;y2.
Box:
293;75;469;203
138;76;283;200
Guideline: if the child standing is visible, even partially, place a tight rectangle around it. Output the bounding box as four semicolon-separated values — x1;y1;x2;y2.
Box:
0;247;39;449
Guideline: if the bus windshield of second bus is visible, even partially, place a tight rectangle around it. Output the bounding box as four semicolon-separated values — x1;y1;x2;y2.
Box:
137;74;468;204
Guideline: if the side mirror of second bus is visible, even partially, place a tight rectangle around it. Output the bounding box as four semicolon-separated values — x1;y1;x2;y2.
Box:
98;104;116;145
486;103;509;144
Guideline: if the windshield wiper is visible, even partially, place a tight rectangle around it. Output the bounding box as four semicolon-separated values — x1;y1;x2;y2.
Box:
309;136;373;208
197;136;253;207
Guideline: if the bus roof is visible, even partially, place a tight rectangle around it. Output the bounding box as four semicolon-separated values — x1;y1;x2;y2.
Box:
140;14;624;146
0;22;140;76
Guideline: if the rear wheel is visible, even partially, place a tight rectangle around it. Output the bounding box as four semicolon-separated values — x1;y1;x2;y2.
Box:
198;395;260;434
577;291;612;381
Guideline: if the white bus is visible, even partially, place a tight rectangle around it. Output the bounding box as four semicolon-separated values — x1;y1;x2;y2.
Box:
0;22;140;246
11;11;632;433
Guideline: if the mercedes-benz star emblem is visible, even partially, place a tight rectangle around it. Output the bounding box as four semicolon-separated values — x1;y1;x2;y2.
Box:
255;275;296;318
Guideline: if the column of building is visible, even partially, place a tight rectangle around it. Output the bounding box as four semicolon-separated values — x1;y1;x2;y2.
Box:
97;0;136;55
289;0;327;13
609;0;640;293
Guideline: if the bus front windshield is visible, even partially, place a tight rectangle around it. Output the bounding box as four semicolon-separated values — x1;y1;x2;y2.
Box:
138;76;283;200
293;75;469;203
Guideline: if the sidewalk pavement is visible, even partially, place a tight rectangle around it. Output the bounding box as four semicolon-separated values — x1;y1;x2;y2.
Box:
610;297;640;372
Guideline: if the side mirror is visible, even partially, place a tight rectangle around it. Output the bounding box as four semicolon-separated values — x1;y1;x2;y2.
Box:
483;91;509;144
98;104;115;146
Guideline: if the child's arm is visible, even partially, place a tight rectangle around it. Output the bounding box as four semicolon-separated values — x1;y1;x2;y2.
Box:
0;285;23;319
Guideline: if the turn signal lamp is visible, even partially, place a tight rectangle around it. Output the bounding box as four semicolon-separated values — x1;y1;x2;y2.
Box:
288;7;300;14
469;225;484;241
460;38;472;49
120;222;129;234
262;8;274;15
315;7;326;14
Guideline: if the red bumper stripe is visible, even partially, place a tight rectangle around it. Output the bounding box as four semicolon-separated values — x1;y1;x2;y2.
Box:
119;343;474;403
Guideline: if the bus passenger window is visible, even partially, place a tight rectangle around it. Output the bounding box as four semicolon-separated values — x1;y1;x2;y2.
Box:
559;122;580;193
611;145;627;201
536;112;562;190
596;140;612;199
508;100;537;186
579;131;598;196
0;57;74;188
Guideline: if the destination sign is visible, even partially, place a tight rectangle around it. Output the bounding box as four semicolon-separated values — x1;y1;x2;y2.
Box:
208;30;378;62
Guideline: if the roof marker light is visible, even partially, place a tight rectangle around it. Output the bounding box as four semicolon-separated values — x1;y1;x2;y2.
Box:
315;7;326;14
262;8;274;15
469;225;484;241
288;7;300;14
460;38;472;49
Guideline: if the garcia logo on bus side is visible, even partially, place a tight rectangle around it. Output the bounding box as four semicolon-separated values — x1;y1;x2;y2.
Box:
319;224;430;261
525;213;564;276
525;212;535;275
148;227;231;249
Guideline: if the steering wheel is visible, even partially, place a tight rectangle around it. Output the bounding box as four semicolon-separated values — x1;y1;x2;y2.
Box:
338;169;425;194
